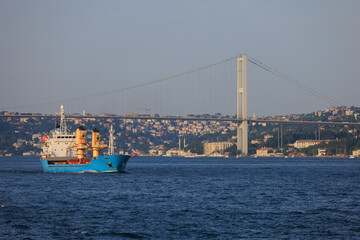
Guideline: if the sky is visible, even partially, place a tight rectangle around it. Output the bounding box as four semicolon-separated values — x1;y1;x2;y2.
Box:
0;0;359;116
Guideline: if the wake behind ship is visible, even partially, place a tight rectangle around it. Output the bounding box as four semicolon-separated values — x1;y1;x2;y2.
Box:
40;105;130;173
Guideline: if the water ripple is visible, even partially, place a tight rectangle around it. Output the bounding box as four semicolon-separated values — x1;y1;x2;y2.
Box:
1;156;360;239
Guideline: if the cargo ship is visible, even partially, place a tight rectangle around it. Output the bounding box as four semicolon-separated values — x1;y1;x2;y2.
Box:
40;105;130;173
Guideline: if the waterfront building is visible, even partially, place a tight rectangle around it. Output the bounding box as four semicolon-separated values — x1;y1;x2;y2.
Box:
149;148;165;156
317;148;326;156
256;147;276;157
352;149;360;157
203;142;233;155
165;148;186;157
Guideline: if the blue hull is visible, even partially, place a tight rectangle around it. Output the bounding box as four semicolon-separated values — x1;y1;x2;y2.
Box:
40;155;130;173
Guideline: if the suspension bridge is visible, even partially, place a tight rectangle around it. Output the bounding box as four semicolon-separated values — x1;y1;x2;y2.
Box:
1;54;359;154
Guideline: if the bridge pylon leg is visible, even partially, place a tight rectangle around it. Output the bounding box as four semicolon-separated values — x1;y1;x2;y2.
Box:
237;54;248;155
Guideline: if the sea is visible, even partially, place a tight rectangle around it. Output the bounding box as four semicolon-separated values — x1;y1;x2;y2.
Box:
0;156;360;239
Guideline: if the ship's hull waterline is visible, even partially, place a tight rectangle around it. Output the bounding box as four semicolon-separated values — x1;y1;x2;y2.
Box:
40;154;130;173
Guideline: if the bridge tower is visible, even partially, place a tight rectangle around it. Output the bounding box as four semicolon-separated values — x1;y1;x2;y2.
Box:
237;54;248;155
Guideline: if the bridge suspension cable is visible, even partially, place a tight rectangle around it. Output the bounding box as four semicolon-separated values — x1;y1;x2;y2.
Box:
0;56;236;111
247;56;341;107
1;54;342;112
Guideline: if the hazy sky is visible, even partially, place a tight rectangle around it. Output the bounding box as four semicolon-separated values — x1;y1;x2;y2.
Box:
0;0;359;116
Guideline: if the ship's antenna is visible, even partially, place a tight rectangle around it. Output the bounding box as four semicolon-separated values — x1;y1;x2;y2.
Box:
54;114;57;130
59;105;68;134
108;125;115;155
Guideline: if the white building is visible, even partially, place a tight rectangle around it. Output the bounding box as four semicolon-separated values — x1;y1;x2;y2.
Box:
317;148;326;156
352;149;360;157
203;142;233;155
294;140;330;149
256;148;276;157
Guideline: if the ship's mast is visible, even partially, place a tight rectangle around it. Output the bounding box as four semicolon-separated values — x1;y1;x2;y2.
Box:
59;105;68;134
108;125;114;155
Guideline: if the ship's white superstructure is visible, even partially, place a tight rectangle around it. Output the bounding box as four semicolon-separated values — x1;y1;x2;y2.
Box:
42;105;76;158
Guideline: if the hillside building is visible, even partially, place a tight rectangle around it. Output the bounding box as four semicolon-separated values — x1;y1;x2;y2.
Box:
294;140;330;149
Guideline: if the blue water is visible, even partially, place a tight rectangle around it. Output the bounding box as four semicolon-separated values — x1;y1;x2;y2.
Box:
1;156;360;239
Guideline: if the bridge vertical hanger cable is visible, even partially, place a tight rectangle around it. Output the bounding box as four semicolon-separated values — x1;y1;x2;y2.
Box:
157;79;159;115
227;59;231;115
91;96;93;115
136;86;139;115
192;68;194;115
112;93;114;115
202;68;205;114
176;74;179;115
197;70;200;115
231;58;235;115
180;73;182;115
209;66;212;114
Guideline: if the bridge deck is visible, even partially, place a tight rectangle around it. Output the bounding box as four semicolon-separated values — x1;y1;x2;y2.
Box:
0;114;359;126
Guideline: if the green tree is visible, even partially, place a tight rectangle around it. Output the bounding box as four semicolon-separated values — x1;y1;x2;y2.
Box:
224;144;240;157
